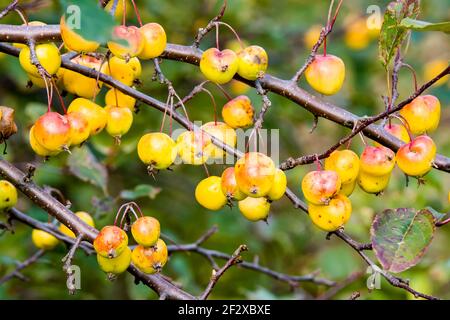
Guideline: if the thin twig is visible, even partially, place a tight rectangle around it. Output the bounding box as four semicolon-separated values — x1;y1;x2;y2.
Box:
168;227;335;288
27;39;51;79
0;249;45;285
0;0;18;20
388;49;402;112
199;244;247;300
436;217;450;227
330;230;439;300
317;271;363;300
280;65;450;171
193;0;227;48
62;234;84;294
291;0;343;82
196;225;219;245
253;79;272;131
173;81;208;110
349;292;361;300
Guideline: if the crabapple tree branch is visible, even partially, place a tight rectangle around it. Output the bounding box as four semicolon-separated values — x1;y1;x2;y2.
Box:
4;207;336;294
199;244;247;300
0;159;196;300
193;0;227;48
0;19;446;299
279;64;450;171
291;0;343;82
7;208;95;253
317;271;364;300
0;41;440;299
330;230;439;300
0;249;45;285
167;226;336;287
0;0;18;20
61;234;84;294
0;25;448;171
253;79;272;131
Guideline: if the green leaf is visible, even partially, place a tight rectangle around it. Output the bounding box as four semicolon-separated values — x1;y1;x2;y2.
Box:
67;146;108;195
371;208;435;273
59;0;117;44
399;18;450;33
120;184;161;200
378;1;420;67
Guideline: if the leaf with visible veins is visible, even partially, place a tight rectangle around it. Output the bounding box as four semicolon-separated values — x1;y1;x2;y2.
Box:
371;208;435;273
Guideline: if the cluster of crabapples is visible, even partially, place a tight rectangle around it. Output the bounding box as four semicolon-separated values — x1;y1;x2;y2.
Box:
301;93;441;232
0;177;168;278
9;2;447;240
293;26;443;232
93;213;167;279
137;94;255;171
135;93;285;221
196;152;287;222
17;11;168;156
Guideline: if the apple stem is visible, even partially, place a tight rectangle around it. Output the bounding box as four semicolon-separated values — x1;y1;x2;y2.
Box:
314;154;322;171
113;203;127;226
171;88;193;131
131;201;145;218
114;202;144;228
215;22;220;50
41;73;53;113
51;79;67;114
120;206;139;229
390;114;414;142
122;0;126;26
322;0;343;57
201;88;218;125
358;132;367;146
245;128;256;153
112;88;119;108
203;163;210;177
160;92;172;133
214;83;233;101
14;7;28;25
401;63;418;92
169;95;174;136
217;21;245;50
130;0;143;27
345;137;352;149
103;54;118;107
91;53;108;102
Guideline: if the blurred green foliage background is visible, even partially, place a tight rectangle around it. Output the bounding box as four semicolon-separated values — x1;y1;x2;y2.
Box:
0;0;448;300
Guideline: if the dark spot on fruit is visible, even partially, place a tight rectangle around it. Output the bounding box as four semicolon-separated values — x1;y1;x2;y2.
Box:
318;215;322;218
328;220;332;224
5;198;9;202
221;65;229;72
253;55;261;64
